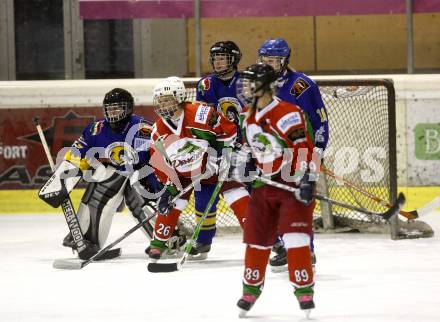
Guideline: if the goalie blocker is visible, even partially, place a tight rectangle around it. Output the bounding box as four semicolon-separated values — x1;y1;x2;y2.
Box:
39;160;82;208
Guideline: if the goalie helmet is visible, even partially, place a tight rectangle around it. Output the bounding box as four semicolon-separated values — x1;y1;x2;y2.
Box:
257;38;291;76
103;88;134;129
237;63;277;106
153;76;187;119
209;41;242;79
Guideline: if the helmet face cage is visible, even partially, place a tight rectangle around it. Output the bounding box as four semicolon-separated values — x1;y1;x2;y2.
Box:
209;41;242;78
257;55;287;75
237;64;278;106
104;102;129;123
209;53;235;77
153;77;187;119
102;88;134;124
257;38;291;76
236;78;257;106
153;95;180;119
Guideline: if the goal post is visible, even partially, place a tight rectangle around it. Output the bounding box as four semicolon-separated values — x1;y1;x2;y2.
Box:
178;78;433;239
314;79;398;236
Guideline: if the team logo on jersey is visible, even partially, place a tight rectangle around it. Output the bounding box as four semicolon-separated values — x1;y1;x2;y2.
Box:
208;110;220;127
290;78;310;98
195;105;210;124
90;121;104;136
166;138;209;174
247;124;283;164
198;78;211;95
277;112;301;134
138;122;152;138
177;142;200;155
106;142;139;166
253;133;273;152
217;97;242;122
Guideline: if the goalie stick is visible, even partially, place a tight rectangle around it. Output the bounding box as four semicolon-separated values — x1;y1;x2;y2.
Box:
147;150;232;273
34;117;103;259
255;176;405;221
323;167;440;219
53;204;156;270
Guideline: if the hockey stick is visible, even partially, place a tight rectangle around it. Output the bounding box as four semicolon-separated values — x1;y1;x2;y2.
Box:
255;176;405;221
34;117;94;257
53;178;198;270
53;204;157;270
323;167;439;219
148;150;232;273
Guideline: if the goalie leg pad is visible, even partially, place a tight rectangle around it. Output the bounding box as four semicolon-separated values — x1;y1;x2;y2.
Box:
79;173;128;247
124;184;155;238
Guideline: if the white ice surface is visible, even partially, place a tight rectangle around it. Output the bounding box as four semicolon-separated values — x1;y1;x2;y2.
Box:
0;212;439;322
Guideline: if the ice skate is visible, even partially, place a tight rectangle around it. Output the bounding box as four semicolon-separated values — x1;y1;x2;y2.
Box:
61;233;119;260
237;294;257;318
147;247;162;263
297;294;314;319
187;242;211;261
145;228;187;259
62;233;76;250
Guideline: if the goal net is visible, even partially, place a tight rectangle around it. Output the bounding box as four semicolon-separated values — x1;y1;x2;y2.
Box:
177;79;433;239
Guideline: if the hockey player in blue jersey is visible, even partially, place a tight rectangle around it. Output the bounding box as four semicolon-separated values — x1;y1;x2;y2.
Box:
257;38;329;271
39;88;181;260
196;41;244;131
193;41;251;254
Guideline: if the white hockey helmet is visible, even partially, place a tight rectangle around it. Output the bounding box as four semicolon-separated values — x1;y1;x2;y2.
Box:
153;77;187;119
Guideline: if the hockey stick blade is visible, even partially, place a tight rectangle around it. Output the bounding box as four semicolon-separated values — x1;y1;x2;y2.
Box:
407;196;440;218
147;253;187;273
322;168;420;220
147;262;179;273
53;248;122;270
381;192;406;221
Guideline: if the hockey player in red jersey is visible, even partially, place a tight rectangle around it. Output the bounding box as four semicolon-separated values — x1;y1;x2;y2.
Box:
147;77;249;261
258;38;328;271
235;64;318;318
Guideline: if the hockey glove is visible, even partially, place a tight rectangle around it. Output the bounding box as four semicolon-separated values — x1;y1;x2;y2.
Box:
294;173;316;206
230;146;256;183
205;147;231;177
158;187;176;215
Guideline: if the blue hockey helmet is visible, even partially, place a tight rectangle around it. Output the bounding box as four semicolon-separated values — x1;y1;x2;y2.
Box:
257;38;291;75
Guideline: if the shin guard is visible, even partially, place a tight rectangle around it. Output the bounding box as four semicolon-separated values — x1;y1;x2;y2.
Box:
223;186;249;229
242;245;271;297
152;209;181;242
287;246;314;290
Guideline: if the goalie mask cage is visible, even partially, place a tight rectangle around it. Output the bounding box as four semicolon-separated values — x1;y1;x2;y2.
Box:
178;79;433;240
